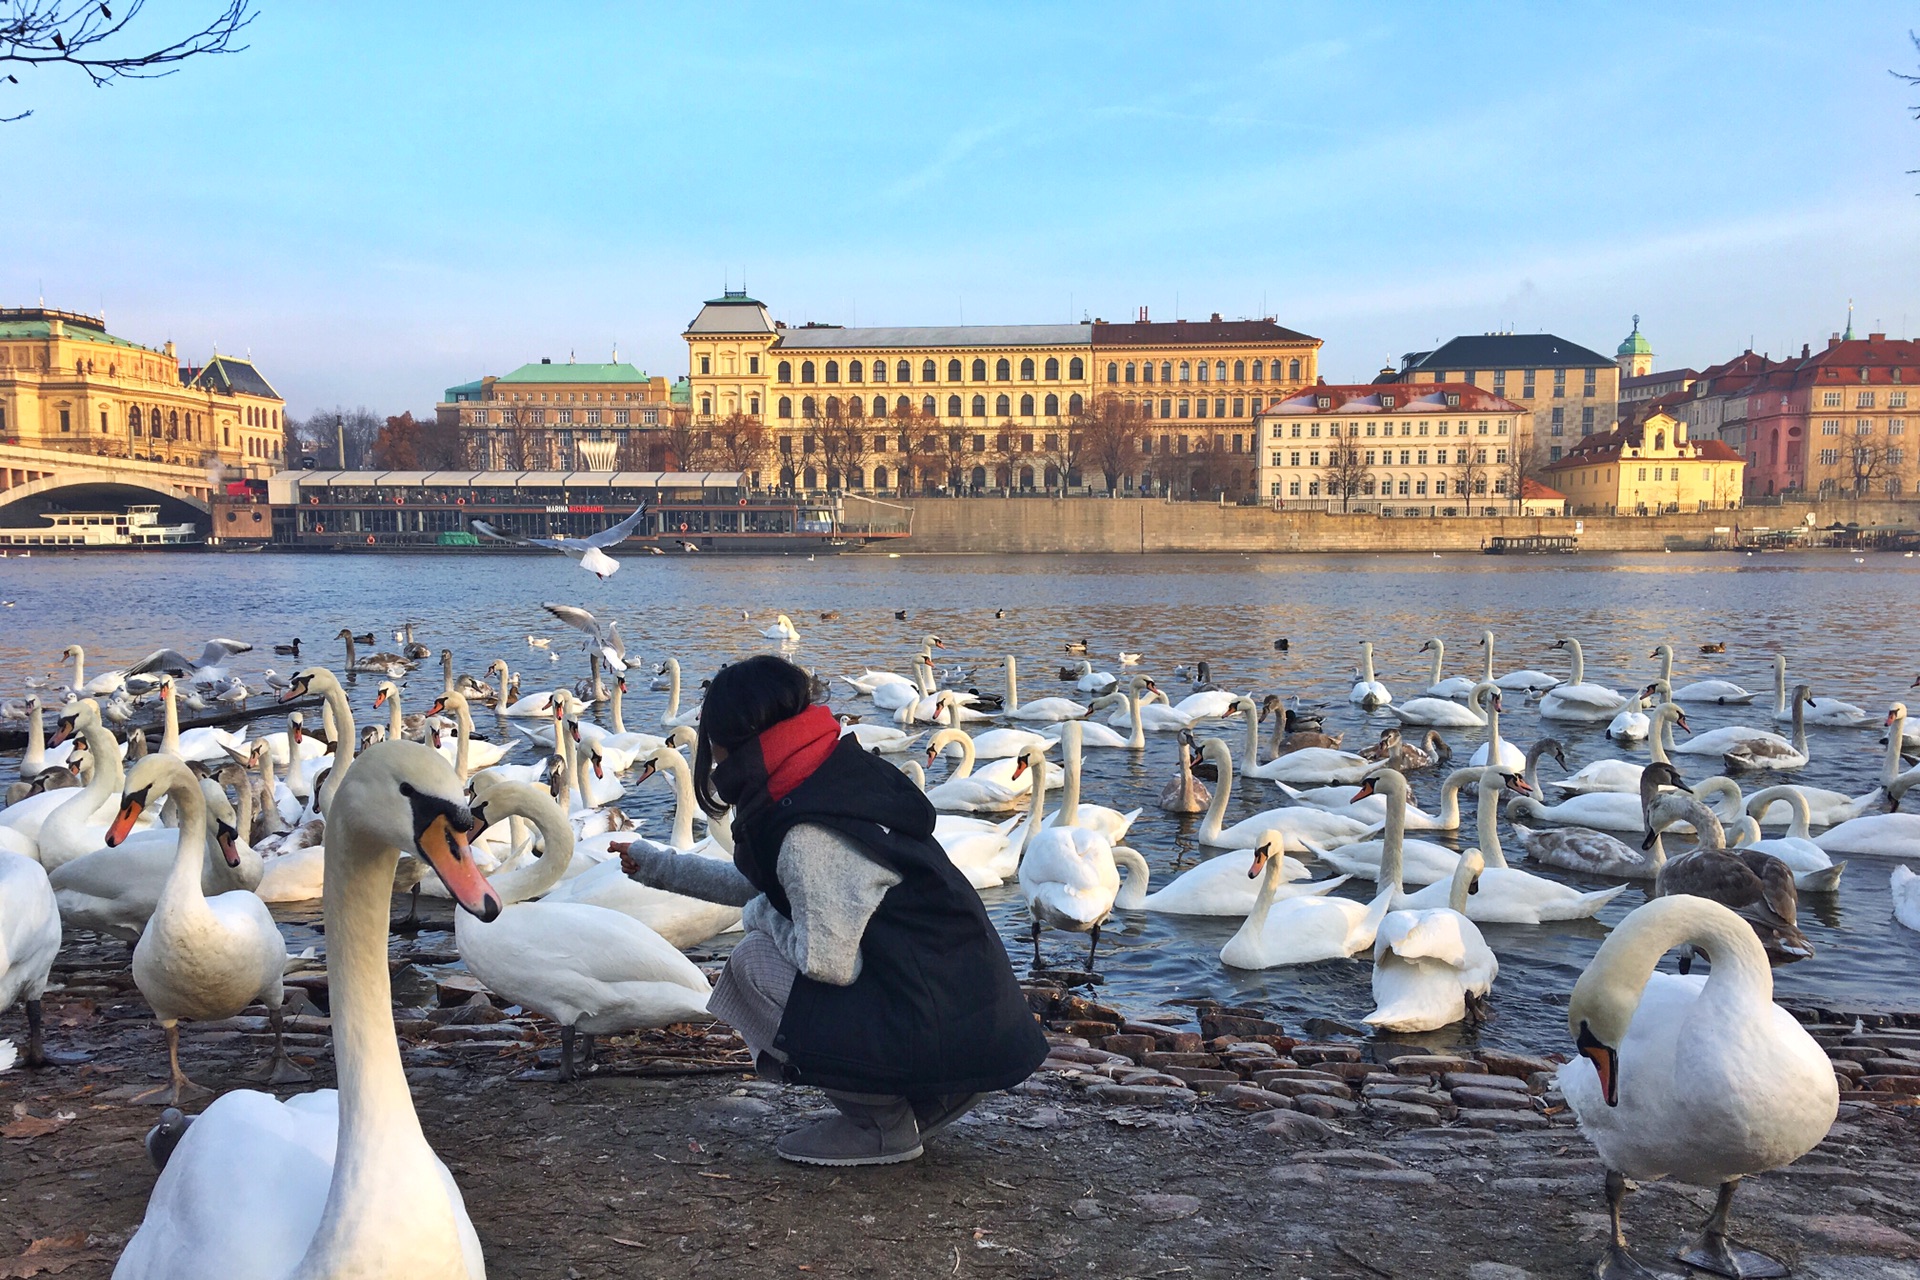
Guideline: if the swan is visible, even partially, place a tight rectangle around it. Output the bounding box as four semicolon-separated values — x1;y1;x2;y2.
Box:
1511;765;1684;880
264;708;329;769
1735;786;1846;893
51;776;262;943
567;676;671;764
1645;793;1813;964
61;643;135;697
1769;654;1866;726
1348;640;1392;708
1895;866;1920;932
157;677;248;765
1718;684;1810;771
1508;766;1724;834
1552;703;1690;795
423;690;516;774
0;843;60;1069
1232;703;1371;784
1388;686;1487;729
1142;835;1339;915
3;705;132;851
1308;770;1468;885
280;668;358;817
1219;831;1388;968
1159;733;1211;815
958;722;1055;761
1649;643;1754;705
1538;638;1627;722
922;729;1025;813
1605;691;1652;742
1558;895;1837;1280
838;718;923;754
1189;736;1374;849
1665;702;1785;760
108;754;304;1104
644;656;702;730
1005;721;1141;845
459;775;710;1080
1067;659;1118;695
837;637;944;697
1002;656;1089;722
30;720;137;870
873;656;935;713
1364;848;1496;1032
1171;684;1240;723
1466;681;1526;769
111;741;493;1279
1487;632;1559;692
1102;681;1205;733
1274;764;1477;832
546;746;744;947
372;681;426;743
334;628;415;677
1420;634;1489;699
1813;783;1920;857
760;613;801;642
900;760;1020;889
1013;741;1150;971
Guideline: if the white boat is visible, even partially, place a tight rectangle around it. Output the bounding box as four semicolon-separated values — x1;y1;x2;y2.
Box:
0;505;199;549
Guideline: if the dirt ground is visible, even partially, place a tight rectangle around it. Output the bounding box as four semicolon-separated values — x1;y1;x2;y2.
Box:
5;925;1920;1280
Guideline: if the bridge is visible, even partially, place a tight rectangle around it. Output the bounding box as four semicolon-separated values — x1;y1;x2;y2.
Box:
0;442;217;528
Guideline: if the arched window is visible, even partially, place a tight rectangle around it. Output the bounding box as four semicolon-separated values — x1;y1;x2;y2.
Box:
995;393;1011;416
1068;357;1084;380
848;360;863;383
971;394;987;418
801;360;816;383
1197;361;1209;383
895;395;911;414
825;360;840;383
1654;430;1665;450
1068;393;1084;415
1125;362;1137;384
1045;356;1059;379
1019;393;1034;416
1288;358;1301;381
1161;361;1173;382
971;465;987;489
129;406;142;435
1102;361;1115;383
872;396;887;417
848;398;864;418
965;358;982;382
801;396;817;417
824;395;840;417
870;360;885;383
922;395;937;415
1234;360;1245;382
1216;360;1228;381
947;394;962;418
1252;360;1264;383
873;464;889;490
778;396;793;419
1180;361;1193;382
777;360;792;383
947;358;962;382
1044;393;1059;416
168;410;179;439
897;360;911;383
1019;357;1035;380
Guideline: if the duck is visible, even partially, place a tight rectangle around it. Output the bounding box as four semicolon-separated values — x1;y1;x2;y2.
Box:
334;628;415;676
1219;831;1389;969
1309;770;1469;885
1364;848;1496;1032
1651;643;1754;704
1465;681;1526;769
109;741;492;1279
1645;793;1813;964
110;753;305;1104
1261;695;1344;753
1719;684;1811;771
1158;733;1211;814
1510;765;1688;880
1001;656;1089;723
0;840;60;1069
1558;894;1838;1280
761;613;801;643
922;729;1025;813
1732;785;1847;893
1420;634;1490;699
1348;640;1392;708
1552;702;1691;796
458;775;710;1080
1769;654;1867;726
1538;637;1627;722
1013;741;1150;972
1187;736;1374;850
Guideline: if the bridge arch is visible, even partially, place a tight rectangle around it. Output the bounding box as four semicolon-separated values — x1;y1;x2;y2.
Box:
0;472;211;529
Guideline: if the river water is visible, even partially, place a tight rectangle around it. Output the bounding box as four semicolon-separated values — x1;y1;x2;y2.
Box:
4;548;1917;1053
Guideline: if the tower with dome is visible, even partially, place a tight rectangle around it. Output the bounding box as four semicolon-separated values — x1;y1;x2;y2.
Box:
1616;316;1654;377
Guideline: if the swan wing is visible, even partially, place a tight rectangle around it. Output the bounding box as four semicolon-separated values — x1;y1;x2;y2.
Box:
1376;908;1470;966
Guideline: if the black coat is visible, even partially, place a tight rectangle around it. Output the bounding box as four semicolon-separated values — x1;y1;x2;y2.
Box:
732;738;1047;1097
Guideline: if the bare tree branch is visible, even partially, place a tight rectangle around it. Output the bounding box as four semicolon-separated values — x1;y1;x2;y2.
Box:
2;0;254;121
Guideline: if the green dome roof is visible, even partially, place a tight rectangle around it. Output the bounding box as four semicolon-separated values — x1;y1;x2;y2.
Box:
1618;315;1652;357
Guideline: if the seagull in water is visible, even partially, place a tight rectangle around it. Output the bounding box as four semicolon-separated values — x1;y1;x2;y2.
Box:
470;503;649;579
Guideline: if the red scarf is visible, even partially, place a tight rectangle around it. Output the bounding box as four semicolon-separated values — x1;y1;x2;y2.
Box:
713;703;842;816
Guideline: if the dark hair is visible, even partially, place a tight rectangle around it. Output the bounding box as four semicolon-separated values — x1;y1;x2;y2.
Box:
693;654;815;816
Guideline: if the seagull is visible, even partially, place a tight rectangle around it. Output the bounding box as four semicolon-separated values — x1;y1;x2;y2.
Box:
540;602;627;672
125;637;254;684
470;503;649;579
527;635;552;650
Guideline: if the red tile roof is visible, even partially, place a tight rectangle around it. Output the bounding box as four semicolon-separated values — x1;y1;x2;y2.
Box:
1255;383;1525;415
1521;478;1566;501
1092;318;1319;347
1545;413;1743;472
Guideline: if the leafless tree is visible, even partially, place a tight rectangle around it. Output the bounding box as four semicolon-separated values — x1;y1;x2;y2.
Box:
1896;31;1920;183
1448;442;1489;513
820;406;875;491
1318;433;1370;511
2;1;254;122
1075;393;1145;495
890;403;938;495
1040;423;1084;495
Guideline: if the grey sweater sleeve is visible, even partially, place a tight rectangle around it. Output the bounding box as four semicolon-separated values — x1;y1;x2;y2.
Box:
620;842;757;907
760;823;901;987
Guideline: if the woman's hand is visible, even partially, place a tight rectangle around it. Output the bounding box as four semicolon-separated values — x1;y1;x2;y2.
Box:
609;840;638;876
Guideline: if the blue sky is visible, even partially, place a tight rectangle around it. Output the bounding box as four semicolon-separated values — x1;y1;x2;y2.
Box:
7;3;1920;418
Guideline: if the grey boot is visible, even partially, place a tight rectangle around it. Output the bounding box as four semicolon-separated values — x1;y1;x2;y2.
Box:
777;1091;923;1167
912;1092;985;1143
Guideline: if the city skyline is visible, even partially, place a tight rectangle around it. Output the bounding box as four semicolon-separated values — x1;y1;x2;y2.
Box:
6;2;1920;418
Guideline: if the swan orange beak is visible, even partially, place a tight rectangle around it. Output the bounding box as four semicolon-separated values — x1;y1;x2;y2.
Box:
374;689;388;708
216;821;242;868
429;696;448;716
414;807;498;922
48;718;75;747
591;755;604;780
1011;756;1031;781
636;760;659;785
1248;842;1272;877
1577;1022;1618;1106
1351;777;1379;801
107;786;149;847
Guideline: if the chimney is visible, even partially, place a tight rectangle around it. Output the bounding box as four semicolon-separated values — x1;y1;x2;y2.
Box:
1137;305;1148;322
1209;312;1222;323
542;357;552;364
1802;343;1811;359
1829;335;1840;349
1869;333;1887;342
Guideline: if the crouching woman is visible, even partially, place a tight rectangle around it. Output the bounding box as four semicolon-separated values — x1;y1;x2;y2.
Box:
618;655;1046;1167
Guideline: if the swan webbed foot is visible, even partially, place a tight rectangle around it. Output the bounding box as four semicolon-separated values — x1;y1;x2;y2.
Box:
1675;1180;1788;1279
1592;1242;1681;1280
244;1047;313;1086
20;997;87;1068
391;883;425;934
1464;990;1495;1025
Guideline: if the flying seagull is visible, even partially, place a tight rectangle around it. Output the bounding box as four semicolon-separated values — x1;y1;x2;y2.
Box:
471;504;650;579
540;602;627;672
125;637;255;684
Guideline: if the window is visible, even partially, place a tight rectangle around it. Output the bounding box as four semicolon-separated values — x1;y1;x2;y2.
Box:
996;358;1012;381
1653;467;1664;480
1103;361;1115;383
1175;398;1190;418
1044;393;1059;415
59;408;70;432
919;395;934;415
1068;393;1083;415
1584;369;1596;397
699;355;711;375
1893;448;1907;465
1893;419;1907;436
971;358;987;382
1582;407;1595;434
1398;450;1410;465
1549;445;1562;462
946;359;961;382
1178;361;1191;383
1823;391;1842;407
1288;359;1301;381
1045;357;1060;380
1551;408;1564;436
1493;371;1506;394
971;394;987;418
993;393;1010;416
1819;448;1839;466
777;360;792;383
1287;480;1300;497
1822;420;1841;435
1124;362;1137;384
1891;391;1908;409
943;394;961;418
857;361;872;383
1196;399;1208;419
1019;393;1034;415
1233;397;1245;418
825;360;840;383
1068;357;1084;380
1522;373;1536;397
801;360;816;383
1858;419;1874;435
1552;369;1566;398
1445;393;1461;407
1308;451;1319;467
1252;361;1265;383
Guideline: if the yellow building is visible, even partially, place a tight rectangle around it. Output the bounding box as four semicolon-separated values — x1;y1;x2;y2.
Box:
436;356;677;469
1389;332;1621;465
683;291;1320;494
1543;410;1744;514
0;306;286;478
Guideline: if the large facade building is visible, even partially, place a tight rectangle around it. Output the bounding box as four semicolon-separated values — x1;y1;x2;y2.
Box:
683;291;1322;495
1543;409;1743;514
436;356;679;469
1731;331;1920;498
0;306;286;478
1385;332;1620;465
1253;383;1531;514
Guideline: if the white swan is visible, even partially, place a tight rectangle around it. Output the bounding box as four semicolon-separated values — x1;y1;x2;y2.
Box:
1552;702;1689;795
1364;848;1496;1032
1075;678;1153;747
279;668;359;817
1466;682;1525;770
1814;779;1920;857
1605;691;1652;742
1002;655;1089;723
1730;786;1846;893
1538;637;1627;722
1348;640;1392;708
1558;894;1837;1280
30;720;138;870
838;718;923;754
1308;770;1466;885
1141;840;1340;915
1219;831;1389;969
0;843;60;1069
111;753;302;1104
1277;765;1477;832
424;691;515;775
761;613;801;642
1650;643;1754;704
1388;684;1487;728
111;741;492;1279
1004;720;1141;845
1769;654;1866;726
1013;741;1149;971
922;729;1025;813
459;775;710;1080
1718;684;1810;771
1895;866;1920;932
1230;701;1371;784
1488;632;1559;692
1190;736;1374;850
1420;634;1489;699
157;676;248;765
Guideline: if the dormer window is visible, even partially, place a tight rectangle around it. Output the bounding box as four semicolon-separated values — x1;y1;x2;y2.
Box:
1381;394;1397;408
1445;393;1461;407
1315;395;1332;409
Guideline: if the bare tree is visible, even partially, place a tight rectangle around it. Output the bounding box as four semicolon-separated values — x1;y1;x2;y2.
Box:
891;403;938;495
941;427;974;494
820;406;875;491
1447;442;1489;513
2;1;254;122
707;412;770;485
1496;437;1551;513
1319;434;1369;511
1040;423;1084;495
661;412;699;472
1897;31;1920;183
1075;393;1144;495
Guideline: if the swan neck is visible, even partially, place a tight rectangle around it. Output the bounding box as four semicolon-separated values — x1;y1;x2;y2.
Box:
662;751;697;848
1005;656;1019;710
1199;741;1232;840
1060;727;1082;824
1242;699;1260;770
1244;849;1289;931
665;659;681;723
1427;641;1443;688
1773;656;1787;715
158;768;214;911
1477;771;1507;868
1572;897;1773;1049
1447;855;1474;914
491;798;573;903
453;700;473;778
1361;643;1376;684
1113;848;1150;909
161;684;180;755
1791;690;1807;752
442;651;454;692
70;646;84;687
388;693;403;740
1437;767;1475;826
1886;710;1908;785
1018;752;1047;858
1378;782;1405;893
1480;632;1494;682
611;679;626;734
1567;639;1585;685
